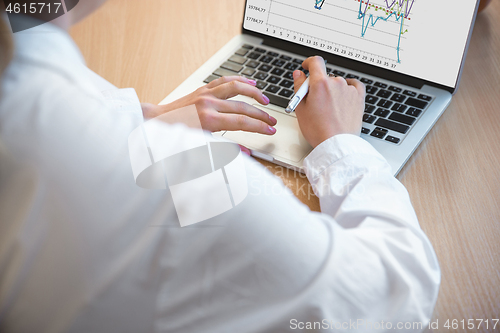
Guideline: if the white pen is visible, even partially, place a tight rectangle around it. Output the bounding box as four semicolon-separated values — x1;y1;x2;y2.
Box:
285;77;310;113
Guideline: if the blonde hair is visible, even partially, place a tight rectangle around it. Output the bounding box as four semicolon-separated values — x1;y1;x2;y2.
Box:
0;6;14;76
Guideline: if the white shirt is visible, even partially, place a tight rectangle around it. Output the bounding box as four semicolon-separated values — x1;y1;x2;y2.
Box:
0;22;440;333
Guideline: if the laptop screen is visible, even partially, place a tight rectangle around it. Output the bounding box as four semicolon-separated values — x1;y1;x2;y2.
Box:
243;0;478;88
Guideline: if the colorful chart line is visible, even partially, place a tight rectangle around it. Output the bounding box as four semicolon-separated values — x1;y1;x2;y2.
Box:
359;0;415;18
314;0;414;63
314;0;326;10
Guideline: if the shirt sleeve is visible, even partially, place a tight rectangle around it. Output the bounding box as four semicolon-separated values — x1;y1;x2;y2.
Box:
147;133;441;333
304;134;423;229
101;88;144;120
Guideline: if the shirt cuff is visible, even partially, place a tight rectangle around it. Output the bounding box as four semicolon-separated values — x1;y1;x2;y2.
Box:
101;88;144;120
303;134;389;181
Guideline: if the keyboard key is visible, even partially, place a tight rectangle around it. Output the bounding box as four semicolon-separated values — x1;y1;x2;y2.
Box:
242;44;254;49
270;68;286;76
389;112;416;125
266;94;289;108
377;100;393;109
391;103;408;113
279;89;294;98
279;80;294;89
260;56;274;64
366;95;379;104
405;97;429;109
363;114;376;124
370;127;388;139
403;90;417;97
241;68;256;76
366;86;379;95
283;71;294;80
293;58;303;64
385;136;401;144
256;81;268;90
365;105;376;113
235;48;249;56
406;107;422;117
228;55;247;65
391;94;406;103
284;63;299;71
374;82;388;89
267;51;279;57
346;74;359;79
361;127;370;134
221;62;243;73
361;78;374;85
376;90;392;98
298;67;309;75
213;68;240;77
246;60;260;68
375;118;410;134
254;72;268;80
280;55;292;61
267;76;281;84
266;85;280;94
272;59;286;67
247;52;261;60
258;64;272;72
255;48;267;53
204;75;219;84
418;94;432;101
333;70;346;77
388;86;402;93
374;108;390;118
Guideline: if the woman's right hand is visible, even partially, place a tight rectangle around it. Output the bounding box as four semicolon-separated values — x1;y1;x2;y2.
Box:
293;56;366;148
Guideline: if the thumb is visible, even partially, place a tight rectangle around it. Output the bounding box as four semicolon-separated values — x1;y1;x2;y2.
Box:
293;70;307;94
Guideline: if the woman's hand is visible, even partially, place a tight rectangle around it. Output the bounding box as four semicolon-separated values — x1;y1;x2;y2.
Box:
293;56;365;148
143;76;277;135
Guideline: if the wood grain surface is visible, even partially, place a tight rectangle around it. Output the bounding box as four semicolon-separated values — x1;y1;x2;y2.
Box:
71;1;500;331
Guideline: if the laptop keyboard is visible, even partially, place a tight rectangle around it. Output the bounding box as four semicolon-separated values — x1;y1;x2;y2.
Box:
204;44;434;145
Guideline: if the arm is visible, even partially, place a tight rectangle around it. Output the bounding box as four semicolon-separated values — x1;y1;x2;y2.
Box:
157;58;440;331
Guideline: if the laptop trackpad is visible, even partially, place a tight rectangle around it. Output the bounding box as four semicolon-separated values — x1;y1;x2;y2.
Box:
222;106;312;163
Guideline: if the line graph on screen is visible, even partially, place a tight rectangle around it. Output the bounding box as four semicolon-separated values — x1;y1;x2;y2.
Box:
261;0;417;67
314;0;415;62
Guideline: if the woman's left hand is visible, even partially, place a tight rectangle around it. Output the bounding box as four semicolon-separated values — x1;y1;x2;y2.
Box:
141;76;277;135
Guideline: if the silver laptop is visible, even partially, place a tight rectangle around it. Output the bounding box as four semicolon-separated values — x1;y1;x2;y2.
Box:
160;0;480;175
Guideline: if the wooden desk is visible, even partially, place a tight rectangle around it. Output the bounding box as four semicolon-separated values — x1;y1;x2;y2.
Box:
71;1;500;330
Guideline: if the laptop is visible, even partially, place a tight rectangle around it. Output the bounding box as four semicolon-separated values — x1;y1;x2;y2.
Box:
160;0;480;175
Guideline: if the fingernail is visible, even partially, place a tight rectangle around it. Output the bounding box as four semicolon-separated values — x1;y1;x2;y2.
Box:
238;145;251;156
268;126;277;134
269;115;277;125
263;95;270;104
248;79;257;86
293;70;300;79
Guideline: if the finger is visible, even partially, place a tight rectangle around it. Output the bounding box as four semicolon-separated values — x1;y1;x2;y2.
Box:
216;113;277;135
211;80;270;105
301;56;327;79
206;76;257;89
293;70;308;93
345;78;366;96
216;99;277;126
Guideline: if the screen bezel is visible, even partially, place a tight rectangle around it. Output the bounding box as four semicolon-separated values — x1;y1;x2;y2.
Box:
241;0;480;94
